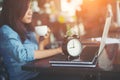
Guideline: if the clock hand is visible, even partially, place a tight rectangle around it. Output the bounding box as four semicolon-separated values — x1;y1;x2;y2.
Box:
70;45;74;48
73;40;75;48
70;41;75;49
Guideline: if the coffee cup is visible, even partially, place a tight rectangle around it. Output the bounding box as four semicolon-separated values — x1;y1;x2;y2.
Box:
35;25;48;36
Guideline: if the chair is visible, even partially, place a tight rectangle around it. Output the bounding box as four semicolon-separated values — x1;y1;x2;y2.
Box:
0;54;9;80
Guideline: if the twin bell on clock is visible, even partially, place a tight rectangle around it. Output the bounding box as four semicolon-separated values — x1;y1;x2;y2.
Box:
62;35;82;59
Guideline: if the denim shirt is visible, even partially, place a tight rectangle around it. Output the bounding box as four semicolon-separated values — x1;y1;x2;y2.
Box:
0;25;39;80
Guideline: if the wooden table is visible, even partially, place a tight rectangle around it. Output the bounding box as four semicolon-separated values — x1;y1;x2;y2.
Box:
22;43;120;80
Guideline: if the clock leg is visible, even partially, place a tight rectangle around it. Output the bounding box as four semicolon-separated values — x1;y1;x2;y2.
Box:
67;56;80;61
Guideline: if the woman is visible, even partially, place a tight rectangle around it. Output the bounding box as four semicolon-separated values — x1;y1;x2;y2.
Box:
0;0;62;80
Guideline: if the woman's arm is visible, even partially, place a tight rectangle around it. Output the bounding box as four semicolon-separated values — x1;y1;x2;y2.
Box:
35;27;51;50
34;47;62;59
34;27;62;59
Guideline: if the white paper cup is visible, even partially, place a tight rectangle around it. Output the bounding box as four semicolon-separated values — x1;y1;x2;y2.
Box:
35;25;48;36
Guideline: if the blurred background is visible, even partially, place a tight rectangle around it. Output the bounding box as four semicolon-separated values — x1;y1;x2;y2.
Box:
0;0;120;48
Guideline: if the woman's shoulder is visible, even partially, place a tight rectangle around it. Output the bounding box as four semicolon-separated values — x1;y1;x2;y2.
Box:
0;25;18;38
0;25;13;31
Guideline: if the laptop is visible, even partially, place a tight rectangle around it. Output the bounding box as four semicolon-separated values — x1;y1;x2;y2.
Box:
49;5;112;67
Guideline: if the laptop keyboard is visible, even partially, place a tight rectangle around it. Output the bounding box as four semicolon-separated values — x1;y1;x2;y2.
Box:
80;46;99;61
50;46;99;63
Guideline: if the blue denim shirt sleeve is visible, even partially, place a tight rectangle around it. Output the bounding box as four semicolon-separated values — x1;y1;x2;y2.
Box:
0;25;38;62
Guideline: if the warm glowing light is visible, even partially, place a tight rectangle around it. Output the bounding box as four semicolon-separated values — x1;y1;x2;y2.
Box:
61;0;83;16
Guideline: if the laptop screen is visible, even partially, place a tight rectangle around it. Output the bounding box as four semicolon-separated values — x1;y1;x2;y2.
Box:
97;4;112;57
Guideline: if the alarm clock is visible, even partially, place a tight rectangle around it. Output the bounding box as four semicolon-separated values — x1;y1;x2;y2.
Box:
62;35;82;58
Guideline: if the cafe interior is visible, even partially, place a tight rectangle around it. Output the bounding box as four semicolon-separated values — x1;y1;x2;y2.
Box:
30;0;119;49
0;0;119;48
0;0;120;80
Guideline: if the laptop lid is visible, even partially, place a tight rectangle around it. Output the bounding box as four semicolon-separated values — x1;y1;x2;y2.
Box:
97;4;112;58
80;4;113;62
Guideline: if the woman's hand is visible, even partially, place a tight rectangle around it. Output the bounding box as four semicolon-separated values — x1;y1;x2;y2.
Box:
38;27;51;41
44;27;51;38
39;27;51;50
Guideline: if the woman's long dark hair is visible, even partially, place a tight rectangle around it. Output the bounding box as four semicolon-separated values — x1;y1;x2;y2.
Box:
0;0;34;42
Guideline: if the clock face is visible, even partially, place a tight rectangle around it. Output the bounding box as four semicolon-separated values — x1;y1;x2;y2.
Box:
67;39;82;57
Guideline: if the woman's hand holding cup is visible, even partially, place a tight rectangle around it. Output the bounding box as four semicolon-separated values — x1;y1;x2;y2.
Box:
35;25;50;38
